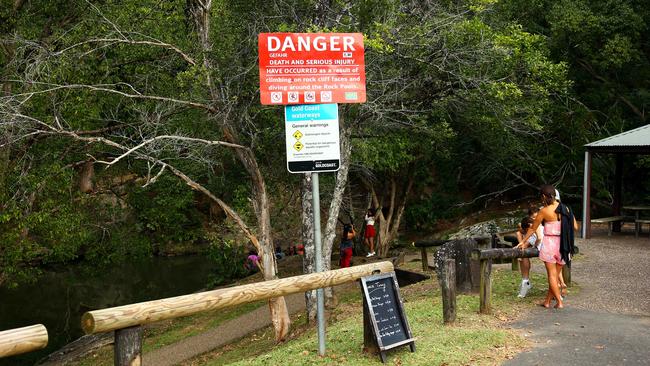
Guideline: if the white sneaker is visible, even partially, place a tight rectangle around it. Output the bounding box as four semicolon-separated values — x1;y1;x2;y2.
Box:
518;280;532;298
366;252;375;257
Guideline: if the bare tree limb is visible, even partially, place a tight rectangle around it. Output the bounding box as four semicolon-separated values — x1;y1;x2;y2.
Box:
105;135;247;167
4;82;216;113
53;38;196;65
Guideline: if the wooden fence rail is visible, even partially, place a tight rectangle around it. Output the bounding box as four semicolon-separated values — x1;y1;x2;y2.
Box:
471;248;539;314
0;324;48;358
413;240;448;271
81;261;394;366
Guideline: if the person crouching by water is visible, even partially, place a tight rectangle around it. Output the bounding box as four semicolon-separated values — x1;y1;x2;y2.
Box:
364;208;376;257
244;250;260;273
516;215;541;298
340;224;355;268
517;184;577;308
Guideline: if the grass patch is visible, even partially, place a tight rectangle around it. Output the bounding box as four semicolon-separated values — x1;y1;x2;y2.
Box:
72;254;577;366
185;266;561;366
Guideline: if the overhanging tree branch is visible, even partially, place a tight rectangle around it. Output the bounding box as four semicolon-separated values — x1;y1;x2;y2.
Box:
53;38;197;66
3;82;216;113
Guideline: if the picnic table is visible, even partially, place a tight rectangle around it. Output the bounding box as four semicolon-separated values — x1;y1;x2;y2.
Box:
623;205;650;237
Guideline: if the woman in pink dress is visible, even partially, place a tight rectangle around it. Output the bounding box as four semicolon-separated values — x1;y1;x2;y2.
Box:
517;184;577;308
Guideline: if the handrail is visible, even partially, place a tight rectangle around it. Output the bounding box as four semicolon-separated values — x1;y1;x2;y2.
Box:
82;261;394;334
472;247;539;261
413;239;449;248
0;324;48;358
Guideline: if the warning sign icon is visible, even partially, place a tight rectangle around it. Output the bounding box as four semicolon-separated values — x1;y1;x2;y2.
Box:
293;141;304;151
293;130;303;140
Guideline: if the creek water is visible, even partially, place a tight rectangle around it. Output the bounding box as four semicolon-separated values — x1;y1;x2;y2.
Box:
0;255;214;366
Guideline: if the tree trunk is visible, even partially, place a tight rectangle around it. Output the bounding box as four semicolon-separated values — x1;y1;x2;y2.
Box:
301;173;317;322
386;175;413;247
364;173;413;257
186;0;289;341
230;137;289;341
0;144;8;203
78;161;94;193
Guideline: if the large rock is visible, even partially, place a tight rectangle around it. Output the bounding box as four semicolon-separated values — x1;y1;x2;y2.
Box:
435;238;479;294
449;217;519;239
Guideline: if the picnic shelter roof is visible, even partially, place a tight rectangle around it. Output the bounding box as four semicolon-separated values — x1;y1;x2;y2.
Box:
585;124;650;154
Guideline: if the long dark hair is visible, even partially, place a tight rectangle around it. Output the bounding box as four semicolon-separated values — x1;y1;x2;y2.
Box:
540;184;556;206
342;224;353;240
520;216;534;233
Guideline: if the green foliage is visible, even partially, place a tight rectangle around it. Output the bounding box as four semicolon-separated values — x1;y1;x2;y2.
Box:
205;234;249;287
128;175;202;243
2;0;646;290
83;226;153;266
0;161;93;286
492;0;650;203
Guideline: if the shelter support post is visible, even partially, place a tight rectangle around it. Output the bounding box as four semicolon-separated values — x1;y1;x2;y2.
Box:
582;151;592;239
613;154;623;232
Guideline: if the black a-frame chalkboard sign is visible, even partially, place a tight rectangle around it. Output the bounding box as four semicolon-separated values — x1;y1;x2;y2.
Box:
360;272;415;363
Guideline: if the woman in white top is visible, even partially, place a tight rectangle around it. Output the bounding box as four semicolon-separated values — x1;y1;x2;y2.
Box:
364;208;376;257
516;212;542;298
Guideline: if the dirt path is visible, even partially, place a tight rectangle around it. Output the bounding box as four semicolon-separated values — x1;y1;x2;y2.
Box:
505;228;650;365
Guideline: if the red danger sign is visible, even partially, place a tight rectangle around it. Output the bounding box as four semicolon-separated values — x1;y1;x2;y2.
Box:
258;33;366;105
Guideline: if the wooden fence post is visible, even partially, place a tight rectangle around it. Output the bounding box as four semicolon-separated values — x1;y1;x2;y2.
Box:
479;259;492;314
511;259;519;272
114;326;142;366
441;259;456;324
562;265;571;286
420;247;429;272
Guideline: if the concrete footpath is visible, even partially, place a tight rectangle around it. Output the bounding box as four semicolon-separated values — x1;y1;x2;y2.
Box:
505;230;650;366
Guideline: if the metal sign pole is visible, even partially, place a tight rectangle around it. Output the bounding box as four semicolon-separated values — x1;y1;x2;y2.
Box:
311;172;326;356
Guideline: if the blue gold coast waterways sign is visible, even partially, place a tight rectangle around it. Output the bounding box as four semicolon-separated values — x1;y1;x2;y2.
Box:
284;104;340;173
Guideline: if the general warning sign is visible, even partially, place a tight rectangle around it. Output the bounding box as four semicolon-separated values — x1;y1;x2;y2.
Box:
284;104;340;173
259;33;366;105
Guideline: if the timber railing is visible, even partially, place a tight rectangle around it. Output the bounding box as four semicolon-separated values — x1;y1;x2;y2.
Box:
81;261;394;366
413;239;448;271
471;248;539;314
0;324;48;359
415;235;497;272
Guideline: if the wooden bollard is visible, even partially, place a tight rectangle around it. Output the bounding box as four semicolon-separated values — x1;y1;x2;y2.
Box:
472;248;539;314
562;265;571;286
479;259;492;314
114;326;142;366
420;247;429;272
441;259;456;324
0;324;48;358
511;258;519;272
503;235;520;271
